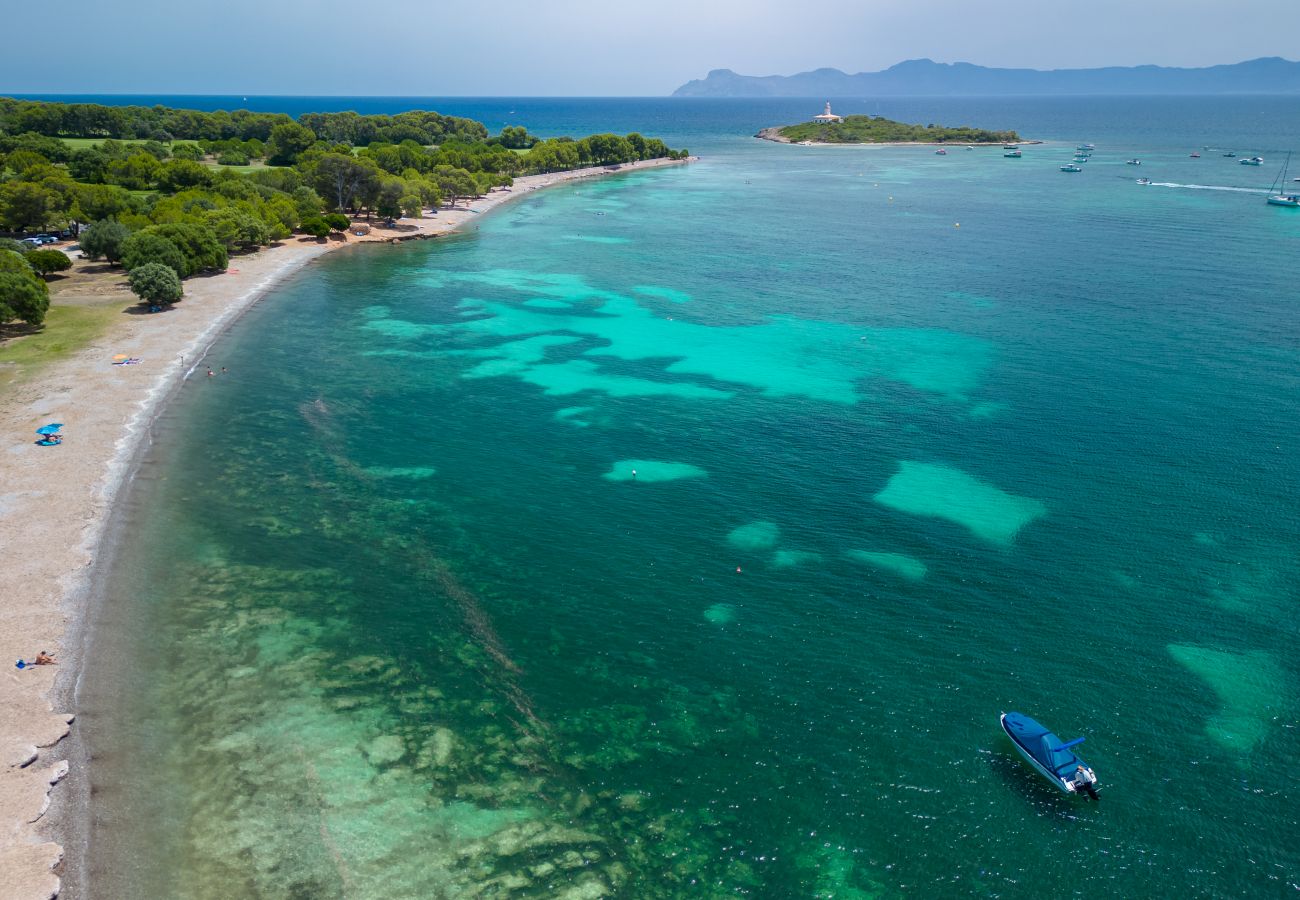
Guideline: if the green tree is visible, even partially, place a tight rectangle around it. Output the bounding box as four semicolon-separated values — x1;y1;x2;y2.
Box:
376;179;404;219
73;183;135;222
311;153;381;212
204;207;272;251
127;262;183;307
170;143;205;161
120;231;187;277
149;223;228;275
266;122;317;165
0;250;50;326
430;165;476;207
291;186;324;221
0;249;37;277
78;220;132;264
400;194;424;218
262;195;301;237
4;150;51;177
68;147;111;183
25;249;72;277
105;152;162;190
496;125;535;149
0;238;28;254
323;213;350;232
299;217;330;239
0;181;57;231
157;159;212;192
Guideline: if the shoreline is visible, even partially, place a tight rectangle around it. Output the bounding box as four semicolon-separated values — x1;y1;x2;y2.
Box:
0;154;690;900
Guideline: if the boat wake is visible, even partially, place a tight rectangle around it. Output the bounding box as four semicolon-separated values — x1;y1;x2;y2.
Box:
1146;182;1270;194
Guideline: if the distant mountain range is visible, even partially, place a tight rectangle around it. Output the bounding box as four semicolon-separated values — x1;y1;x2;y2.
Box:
672;58;1300;97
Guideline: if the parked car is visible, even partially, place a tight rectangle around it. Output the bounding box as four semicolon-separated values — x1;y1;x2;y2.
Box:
34;234;60;244
20;237;43;248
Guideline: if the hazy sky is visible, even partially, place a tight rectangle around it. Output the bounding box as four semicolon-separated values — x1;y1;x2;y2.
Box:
6;0;1299;96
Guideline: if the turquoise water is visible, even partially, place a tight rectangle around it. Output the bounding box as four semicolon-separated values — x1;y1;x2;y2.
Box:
83;103;1299;897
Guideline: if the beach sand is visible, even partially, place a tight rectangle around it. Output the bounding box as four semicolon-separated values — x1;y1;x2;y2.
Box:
0;156;688;900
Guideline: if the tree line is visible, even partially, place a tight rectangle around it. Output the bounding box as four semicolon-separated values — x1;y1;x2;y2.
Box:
0;99;489;146
0;98;687;325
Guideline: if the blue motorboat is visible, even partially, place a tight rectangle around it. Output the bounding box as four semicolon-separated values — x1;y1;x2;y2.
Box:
1000;712;1099;798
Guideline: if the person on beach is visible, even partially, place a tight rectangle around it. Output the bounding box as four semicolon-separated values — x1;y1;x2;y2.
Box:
34;651;55;666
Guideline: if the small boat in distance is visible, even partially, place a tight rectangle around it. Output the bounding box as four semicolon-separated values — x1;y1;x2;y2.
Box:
1077;144;1096;151
1267;152;1300;208
935;148;947;155
1001;712;1100;798
1126;159;1141;166
1240;156;1265;166
1061;164;1083;173
1004;149;1022;158
1190;152;1201;158
1003;144;1019;150
1224;151;1237;157
1137;177;1152;185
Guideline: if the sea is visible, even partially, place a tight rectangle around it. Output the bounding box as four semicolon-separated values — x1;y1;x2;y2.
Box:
52;95;1300;897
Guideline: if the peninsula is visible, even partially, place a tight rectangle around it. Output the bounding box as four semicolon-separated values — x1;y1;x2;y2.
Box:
675;56;1300;97
758;108;1020;145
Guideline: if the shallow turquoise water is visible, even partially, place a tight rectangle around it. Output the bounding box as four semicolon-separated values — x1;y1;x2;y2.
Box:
84;106;1300;897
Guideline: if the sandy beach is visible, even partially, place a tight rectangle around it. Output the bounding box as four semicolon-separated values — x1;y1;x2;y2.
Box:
0;155;689;900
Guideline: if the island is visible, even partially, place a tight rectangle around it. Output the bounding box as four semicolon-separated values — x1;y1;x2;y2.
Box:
757;106;1021;146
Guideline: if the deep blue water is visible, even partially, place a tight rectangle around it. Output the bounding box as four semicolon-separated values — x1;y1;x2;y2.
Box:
78;97;1300;898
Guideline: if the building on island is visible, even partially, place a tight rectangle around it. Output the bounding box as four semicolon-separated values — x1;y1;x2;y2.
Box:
813;102;844;124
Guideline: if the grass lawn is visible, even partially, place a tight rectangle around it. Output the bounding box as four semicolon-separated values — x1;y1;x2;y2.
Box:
199;160;286;174
59;137;200;151
0;304;124;380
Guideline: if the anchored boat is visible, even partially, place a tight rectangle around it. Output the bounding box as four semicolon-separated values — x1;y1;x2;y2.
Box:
1060;164;1083;173
1267;152;1300;208
1004;149;1022;158
1240;156;1265;166
1000;712;1099;798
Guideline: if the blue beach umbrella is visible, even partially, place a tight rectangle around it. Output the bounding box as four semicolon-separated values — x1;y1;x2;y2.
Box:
36;424;63;435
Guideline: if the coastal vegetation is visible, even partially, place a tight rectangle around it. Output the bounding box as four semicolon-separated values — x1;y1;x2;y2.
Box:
0;97;687;328
0;248;48;325
768;114;1019;144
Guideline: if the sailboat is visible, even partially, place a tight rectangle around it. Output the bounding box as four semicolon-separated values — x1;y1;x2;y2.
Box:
1266;152;1300;208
